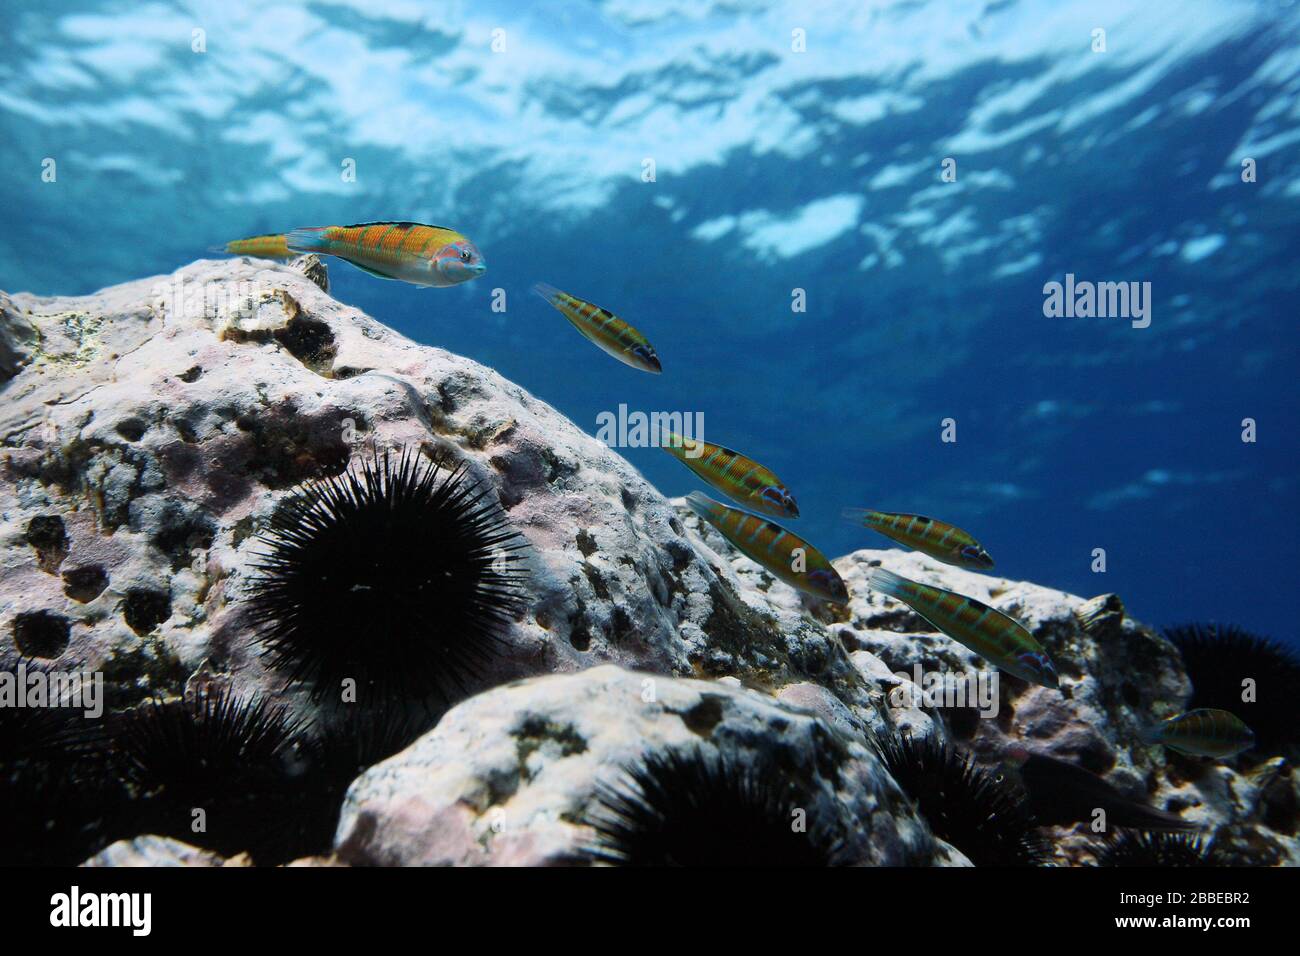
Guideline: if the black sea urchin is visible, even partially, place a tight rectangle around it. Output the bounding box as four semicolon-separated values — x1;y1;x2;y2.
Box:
107;687;309;862
873;732;1052;866
579;748;849;867
1093;830;1219;867
1163;623;1300;753
0;703;121;866
247;447;528;705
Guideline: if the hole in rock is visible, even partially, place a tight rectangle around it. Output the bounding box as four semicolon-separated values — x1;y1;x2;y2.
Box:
63;565;109;603
273;315;337;376
13;610;71;659
115;418;147;442
25;515;69;573
123;588;171;635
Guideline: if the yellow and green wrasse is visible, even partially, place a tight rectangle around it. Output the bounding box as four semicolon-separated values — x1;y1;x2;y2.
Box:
225;233;294;259
687;492;847;604
844;509;993;570
278;221;486;287
1144;708;1255;758
663;432;798;519
867;567;1058;688
532;283;661;374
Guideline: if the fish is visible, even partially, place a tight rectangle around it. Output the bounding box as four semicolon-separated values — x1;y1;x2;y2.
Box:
843;509;993;570
685;492;847;604
662;432;798;519
866;567;1059;688
532;283;661;373
282;221;486;287
1144;708;1255;758
224;233;293;259
1014;751;1198;831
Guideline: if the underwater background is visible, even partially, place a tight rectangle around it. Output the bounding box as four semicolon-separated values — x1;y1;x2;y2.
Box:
1;0;1296;643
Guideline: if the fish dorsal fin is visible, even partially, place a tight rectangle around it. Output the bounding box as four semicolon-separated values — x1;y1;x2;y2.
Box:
339;220;457;232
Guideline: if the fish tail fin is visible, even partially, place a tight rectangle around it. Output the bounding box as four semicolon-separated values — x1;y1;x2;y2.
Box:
285;227;331;254
1138;721;1165;747
532;282;562;305
222;234;292;259
866;566;908;599
684;491;718;521
841;507;876;526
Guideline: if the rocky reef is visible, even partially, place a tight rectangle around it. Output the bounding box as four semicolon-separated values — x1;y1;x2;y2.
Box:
1;257;1295;866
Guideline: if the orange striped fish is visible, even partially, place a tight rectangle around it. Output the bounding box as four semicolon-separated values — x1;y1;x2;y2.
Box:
843;509;992;570
280;221;486;287
687;492;847;604
664;432;798;519
867;567;1058;688
1144;709;1255;758
225;233;293;259
532;284;661;373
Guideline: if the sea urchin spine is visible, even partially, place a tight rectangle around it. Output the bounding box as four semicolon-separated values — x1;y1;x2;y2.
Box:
107;686;309;862
873;731;1052;866
579;747;848;867
0;701;122;866
247;446;528;705
1092;830;1219;867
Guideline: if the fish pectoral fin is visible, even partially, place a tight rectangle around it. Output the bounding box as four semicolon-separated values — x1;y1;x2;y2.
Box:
347;261;400;281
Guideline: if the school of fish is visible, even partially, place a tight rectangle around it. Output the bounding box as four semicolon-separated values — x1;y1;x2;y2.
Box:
221;219;1257;766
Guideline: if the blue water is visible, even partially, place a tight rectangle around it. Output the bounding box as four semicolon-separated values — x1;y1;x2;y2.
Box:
1;0;1297;643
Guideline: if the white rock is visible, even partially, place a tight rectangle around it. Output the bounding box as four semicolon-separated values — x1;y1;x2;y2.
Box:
81;835;233;867
334;664;938;866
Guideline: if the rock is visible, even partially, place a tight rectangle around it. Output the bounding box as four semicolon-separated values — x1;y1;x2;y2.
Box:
334;664;937;866
0;293;39;383
1073;592;1126;639
81;835;234;867
81;835;342;867
1;256;1294;866
293;254;330;294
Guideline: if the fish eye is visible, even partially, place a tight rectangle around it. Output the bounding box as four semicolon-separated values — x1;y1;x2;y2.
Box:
460;250;471;261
